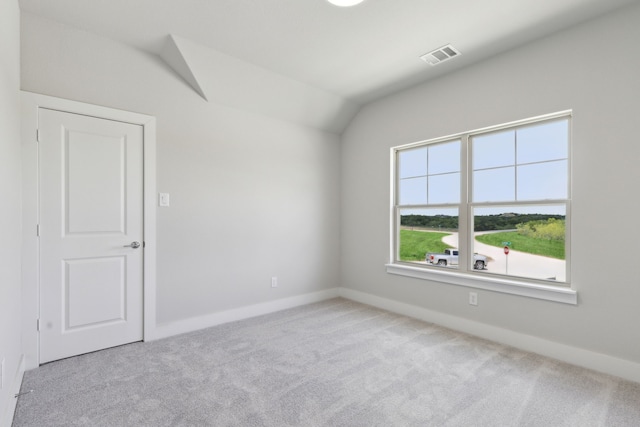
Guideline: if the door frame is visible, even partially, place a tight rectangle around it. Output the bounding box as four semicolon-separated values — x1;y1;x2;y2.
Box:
21;91;157;369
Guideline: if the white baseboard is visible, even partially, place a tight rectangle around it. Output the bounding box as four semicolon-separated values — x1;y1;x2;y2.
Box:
1;354;25;427
339;288;640;384
151;288;340;341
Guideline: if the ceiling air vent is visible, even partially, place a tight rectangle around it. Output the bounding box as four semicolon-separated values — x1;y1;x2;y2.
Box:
419;44;461;66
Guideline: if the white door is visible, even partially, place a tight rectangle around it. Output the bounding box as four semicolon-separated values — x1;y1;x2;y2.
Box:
38;108;144;364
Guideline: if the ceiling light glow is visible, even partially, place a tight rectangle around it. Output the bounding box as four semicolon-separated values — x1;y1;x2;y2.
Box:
327;0;365;6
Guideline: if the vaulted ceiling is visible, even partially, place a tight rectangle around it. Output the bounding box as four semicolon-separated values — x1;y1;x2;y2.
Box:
18;0;636;132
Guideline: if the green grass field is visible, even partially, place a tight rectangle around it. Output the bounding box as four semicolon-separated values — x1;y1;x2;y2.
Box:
399;229;565;261
475;231;565;259
399;229;452;261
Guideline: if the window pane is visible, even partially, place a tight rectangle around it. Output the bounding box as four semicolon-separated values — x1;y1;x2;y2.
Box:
428;173;460;204
473;130;515;170
399;208;459;269
473;167;515;202
517;119;568;164
399;177;427;205
399;147;427;178
428;140;460;175
472;205;566;282
517;160;568;201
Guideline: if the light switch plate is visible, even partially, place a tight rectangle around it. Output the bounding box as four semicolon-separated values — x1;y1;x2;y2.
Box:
159;193;170;207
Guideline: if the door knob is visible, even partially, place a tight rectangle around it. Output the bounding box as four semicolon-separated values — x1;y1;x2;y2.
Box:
123;241;141;249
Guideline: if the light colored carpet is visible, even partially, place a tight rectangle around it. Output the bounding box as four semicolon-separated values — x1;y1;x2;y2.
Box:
12;298;640;426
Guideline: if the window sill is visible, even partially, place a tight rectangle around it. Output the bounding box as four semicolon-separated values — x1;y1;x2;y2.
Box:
385;263;577;305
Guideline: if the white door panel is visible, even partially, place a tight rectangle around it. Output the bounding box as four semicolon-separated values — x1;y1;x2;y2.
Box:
39;108;143;363
66;131;126;234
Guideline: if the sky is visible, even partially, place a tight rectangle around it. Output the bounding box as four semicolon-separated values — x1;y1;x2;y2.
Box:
397;117;569;216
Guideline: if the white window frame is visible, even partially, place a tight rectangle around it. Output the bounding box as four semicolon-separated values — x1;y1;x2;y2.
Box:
386;111;576;305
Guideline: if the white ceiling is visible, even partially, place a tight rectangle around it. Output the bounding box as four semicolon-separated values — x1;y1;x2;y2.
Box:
18;0;637;106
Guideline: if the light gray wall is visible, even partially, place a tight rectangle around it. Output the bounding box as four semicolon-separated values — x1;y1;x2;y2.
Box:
20;14;341;325
341;3;640;364
0;0;22;421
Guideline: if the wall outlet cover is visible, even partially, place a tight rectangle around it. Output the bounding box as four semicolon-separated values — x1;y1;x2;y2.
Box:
159;193;170;207
469;292;478;306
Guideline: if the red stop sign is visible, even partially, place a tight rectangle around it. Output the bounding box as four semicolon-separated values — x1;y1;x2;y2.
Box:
504;246;510;255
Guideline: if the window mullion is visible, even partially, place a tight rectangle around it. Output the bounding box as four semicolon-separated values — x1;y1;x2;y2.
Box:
459;134;470;272
514;130;518;201
425;147;429;204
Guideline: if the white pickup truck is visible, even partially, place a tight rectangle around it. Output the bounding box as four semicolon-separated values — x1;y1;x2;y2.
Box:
426;249;487;270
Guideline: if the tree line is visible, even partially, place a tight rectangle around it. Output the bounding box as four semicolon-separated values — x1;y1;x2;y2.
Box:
401;213;565;232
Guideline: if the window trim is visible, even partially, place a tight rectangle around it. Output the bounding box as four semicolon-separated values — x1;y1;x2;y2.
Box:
388;111;576;304
385;263;576;304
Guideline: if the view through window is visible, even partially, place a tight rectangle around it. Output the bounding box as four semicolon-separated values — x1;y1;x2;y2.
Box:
394;113;570;284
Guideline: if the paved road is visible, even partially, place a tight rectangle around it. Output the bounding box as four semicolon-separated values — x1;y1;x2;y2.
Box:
442;232;566;282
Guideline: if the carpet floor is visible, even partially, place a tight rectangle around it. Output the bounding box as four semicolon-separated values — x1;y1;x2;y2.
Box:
12;298;640;426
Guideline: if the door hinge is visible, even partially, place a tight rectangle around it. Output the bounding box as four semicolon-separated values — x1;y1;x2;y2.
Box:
36;224;40;237
36;129;41;142
37;319;40;331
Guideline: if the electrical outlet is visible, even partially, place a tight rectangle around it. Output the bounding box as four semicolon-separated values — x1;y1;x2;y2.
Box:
158;193;170;207
271;277;278;288
469;292;478;306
